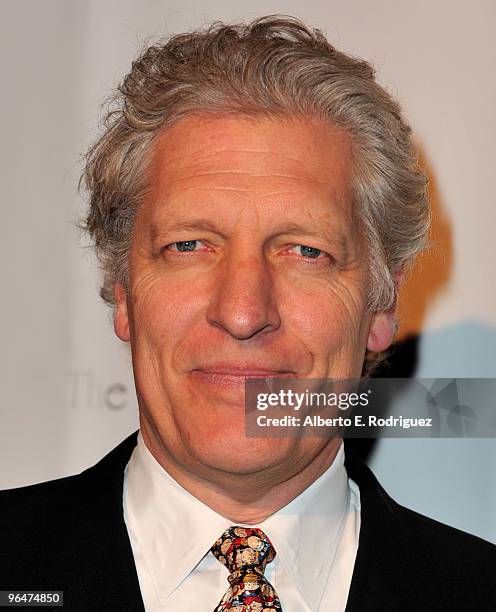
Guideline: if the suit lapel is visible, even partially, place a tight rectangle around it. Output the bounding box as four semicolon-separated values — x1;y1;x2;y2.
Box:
68;431;144;611
344;445;439;610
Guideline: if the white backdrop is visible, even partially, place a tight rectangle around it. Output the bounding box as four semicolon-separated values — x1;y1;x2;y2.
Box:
1;0;495;543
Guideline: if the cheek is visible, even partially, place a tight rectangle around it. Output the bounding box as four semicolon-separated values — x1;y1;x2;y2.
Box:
281;274;368;370
129;270;205;359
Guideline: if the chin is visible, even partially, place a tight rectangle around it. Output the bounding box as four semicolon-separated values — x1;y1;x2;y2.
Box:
190;434;292;476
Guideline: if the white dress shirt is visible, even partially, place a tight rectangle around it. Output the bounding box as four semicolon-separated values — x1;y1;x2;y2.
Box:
123;431;361;611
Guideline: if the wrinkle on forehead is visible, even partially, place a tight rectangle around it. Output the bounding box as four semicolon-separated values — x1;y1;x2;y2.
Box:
149;114;352;185
146;117;352;213
155;172;340;208
156;142;326;169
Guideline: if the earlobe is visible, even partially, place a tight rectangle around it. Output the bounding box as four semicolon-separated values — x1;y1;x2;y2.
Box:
367;310;396;352
366;267;403;352
113;282;130;342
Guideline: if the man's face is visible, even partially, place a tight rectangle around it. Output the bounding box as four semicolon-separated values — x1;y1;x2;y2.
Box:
114;114;394;480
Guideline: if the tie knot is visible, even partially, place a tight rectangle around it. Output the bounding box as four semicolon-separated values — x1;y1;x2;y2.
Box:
211;526;276;575
211;527;282;611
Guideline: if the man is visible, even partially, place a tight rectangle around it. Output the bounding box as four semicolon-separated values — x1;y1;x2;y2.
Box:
1;15;495;612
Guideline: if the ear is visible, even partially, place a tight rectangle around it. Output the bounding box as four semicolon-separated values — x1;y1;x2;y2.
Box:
366;268;403;352
113;282;130;342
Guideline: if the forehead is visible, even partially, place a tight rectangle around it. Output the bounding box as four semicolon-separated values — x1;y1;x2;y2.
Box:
149;112;351;188
140;113;355;231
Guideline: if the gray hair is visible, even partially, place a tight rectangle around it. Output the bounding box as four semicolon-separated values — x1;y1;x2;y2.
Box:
81;14;429;316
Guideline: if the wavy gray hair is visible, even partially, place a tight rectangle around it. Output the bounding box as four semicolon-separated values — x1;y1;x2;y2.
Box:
81;14;429;317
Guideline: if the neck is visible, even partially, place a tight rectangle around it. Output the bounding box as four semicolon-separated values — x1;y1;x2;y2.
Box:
140;421;342;524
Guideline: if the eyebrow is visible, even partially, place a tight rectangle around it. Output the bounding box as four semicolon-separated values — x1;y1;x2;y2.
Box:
149;219;223;241
264;221;352;256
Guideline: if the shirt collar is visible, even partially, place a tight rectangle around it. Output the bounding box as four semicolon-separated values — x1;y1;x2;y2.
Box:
124;430;351;609
124;430;232;602
258;442;350;609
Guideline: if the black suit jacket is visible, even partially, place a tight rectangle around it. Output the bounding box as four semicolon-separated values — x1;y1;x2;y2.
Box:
1;431;495;611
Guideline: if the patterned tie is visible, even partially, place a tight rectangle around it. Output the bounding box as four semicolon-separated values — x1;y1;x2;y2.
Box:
211;526;283;611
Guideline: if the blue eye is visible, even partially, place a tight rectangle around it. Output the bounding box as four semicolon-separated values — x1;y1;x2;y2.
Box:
295;245;322;259
170;240;199;252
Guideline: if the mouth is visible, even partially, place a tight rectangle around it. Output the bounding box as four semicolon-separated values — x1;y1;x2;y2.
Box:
191;366;296;388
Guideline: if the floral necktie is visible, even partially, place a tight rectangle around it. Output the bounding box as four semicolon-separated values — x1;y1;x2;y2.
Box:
211;526;283;611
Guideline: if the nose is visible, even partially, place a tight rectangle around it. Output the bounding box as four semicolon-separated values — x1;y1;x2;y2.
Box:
206;250;281;340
